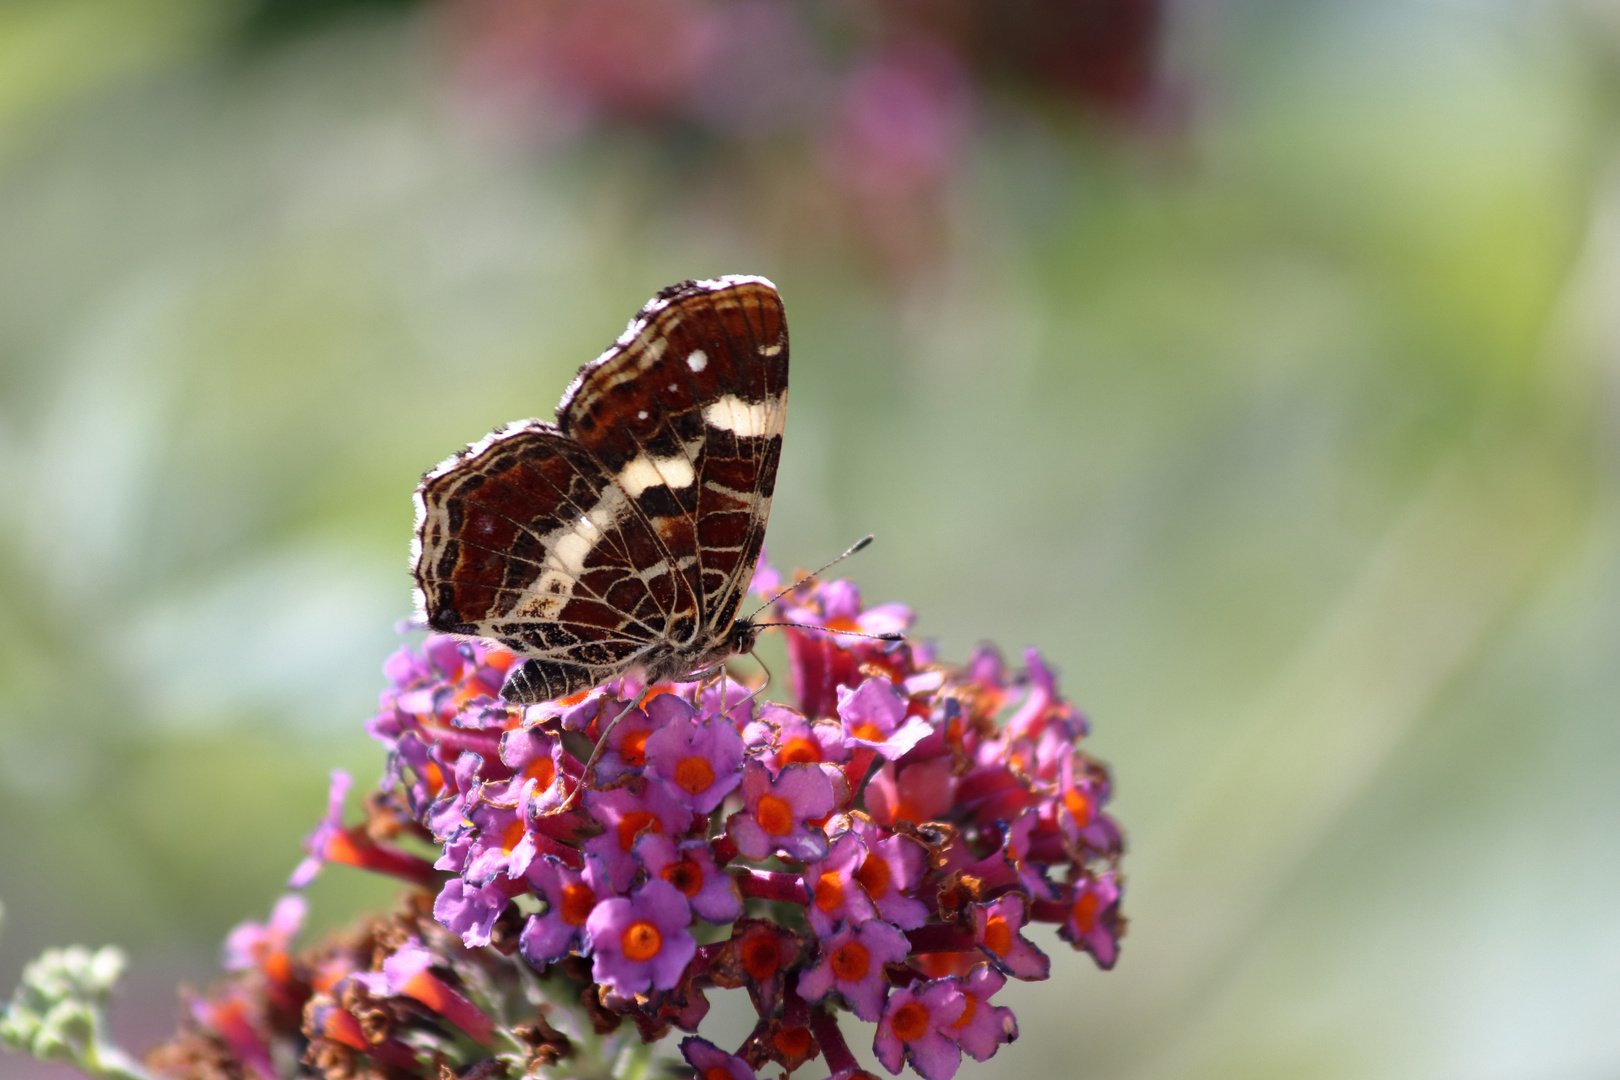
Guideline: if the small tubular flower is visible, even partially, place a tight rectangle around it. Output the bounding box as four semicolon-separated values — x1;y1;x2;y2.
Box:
797;919;909;1021
141;564;1127;1080
874;979;966;1080
941;964;1017;1062
586;880;698;997
645;696;745;813
727;761;835;862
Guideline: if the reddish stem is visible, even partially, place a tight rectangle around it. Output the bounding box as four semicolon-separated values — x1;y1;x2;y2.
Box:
904;924;975;954
809;1007;858;1074
737;869;809;905
1029;898;1070;923
326;829;440;889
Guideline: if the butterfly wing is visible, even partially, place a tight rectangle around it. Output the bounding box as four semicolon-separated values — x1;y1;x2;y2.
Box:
412;275;788;705
557;276;788;644
413;421;688;701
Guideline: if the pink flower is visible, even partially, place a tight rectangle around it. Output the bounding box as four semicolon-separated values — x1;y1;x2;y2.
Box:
1060;870;1125;970
940;964;1017;1062
972;894;1049;981
586;879;697;997
836;676;932;760
803;831;875;937
797;919;909;1021
679;1035;758;1080
727;762;834;862
874;978;966;1080
644;695;744;814
583;778;694;890
634;834;741;923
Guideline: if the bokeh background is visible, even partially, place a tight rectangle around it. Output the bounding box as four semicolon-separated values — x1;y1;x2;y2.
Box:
4;0;1620;1077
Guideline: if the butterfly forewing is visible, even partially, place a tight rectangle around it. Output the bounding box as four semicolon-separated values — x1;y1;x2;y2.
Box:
412;276;788;704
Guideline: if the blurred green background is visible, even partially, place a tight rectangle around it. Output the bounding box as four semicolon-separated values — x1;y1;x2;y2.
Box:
3;0;1619;1077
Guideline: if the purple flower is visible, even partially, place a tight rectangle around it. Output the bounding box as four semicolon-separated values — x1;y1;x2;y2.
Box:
803;831;875;938
634;834;741;923
586;879;697;997
1060;870;1124;970
797;919;909;1021
583;778;694;891
352;939;494;1045
842;816;930;929
941;964;1017;1062
874;978;966;1080
288;770;352;888
837;676;931;760
1055;745;1121;858
588;697;659;783
434;877;510;949
865;757;956;828
460;782;538;885
496;726;574;814
520;854;606;967
746;702;849;772
679;1036;758;1080
644;696;744;813
727;762;834;862
684;674;758;732
973;894;1049;981
222;895;305;973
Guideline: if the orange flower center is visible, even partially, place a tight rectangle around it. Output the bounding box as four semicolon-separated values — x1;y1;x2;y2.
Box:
854;853;890;900
620;729;650;768
422;761;445;796
524;757;556;789
500;817;527;854
831;941;871;982
779;736;822;766
673;755;716;795
890;1001;930;1042
559;882;596;926
662;858;704;897
982;915;1012;957
756;793;794;836
814;871;846;913
1064;787;1092;827
1073;891;1100;934
740;934;780;980
851;721;885;742
617;809;661;852
950;993;978;1030
621;921;662;962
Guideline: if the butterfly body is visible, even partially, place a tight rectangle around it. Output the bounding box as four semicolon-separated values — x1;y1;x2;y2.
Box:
412;276;787;704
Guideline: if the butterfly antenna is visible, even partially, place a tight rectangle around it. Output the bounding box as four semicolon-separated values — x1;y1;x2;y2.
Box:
749;622;905;642
748;534;876;619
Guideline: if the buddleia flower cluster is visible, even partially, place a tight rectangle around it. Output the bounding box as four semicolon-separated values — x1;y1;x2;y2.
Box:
15;565;1125;1080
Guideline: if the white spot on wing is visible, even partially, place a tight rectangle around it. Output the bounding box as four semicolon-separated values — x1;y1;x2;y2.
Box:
758;342;782;357
619;454;696;497
702;394;775;437
553;531;594;574
687;349;708;372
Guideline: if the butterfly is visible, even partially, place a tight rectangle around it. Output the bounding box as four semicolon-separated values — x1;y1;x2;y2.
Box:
411;276;788;705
